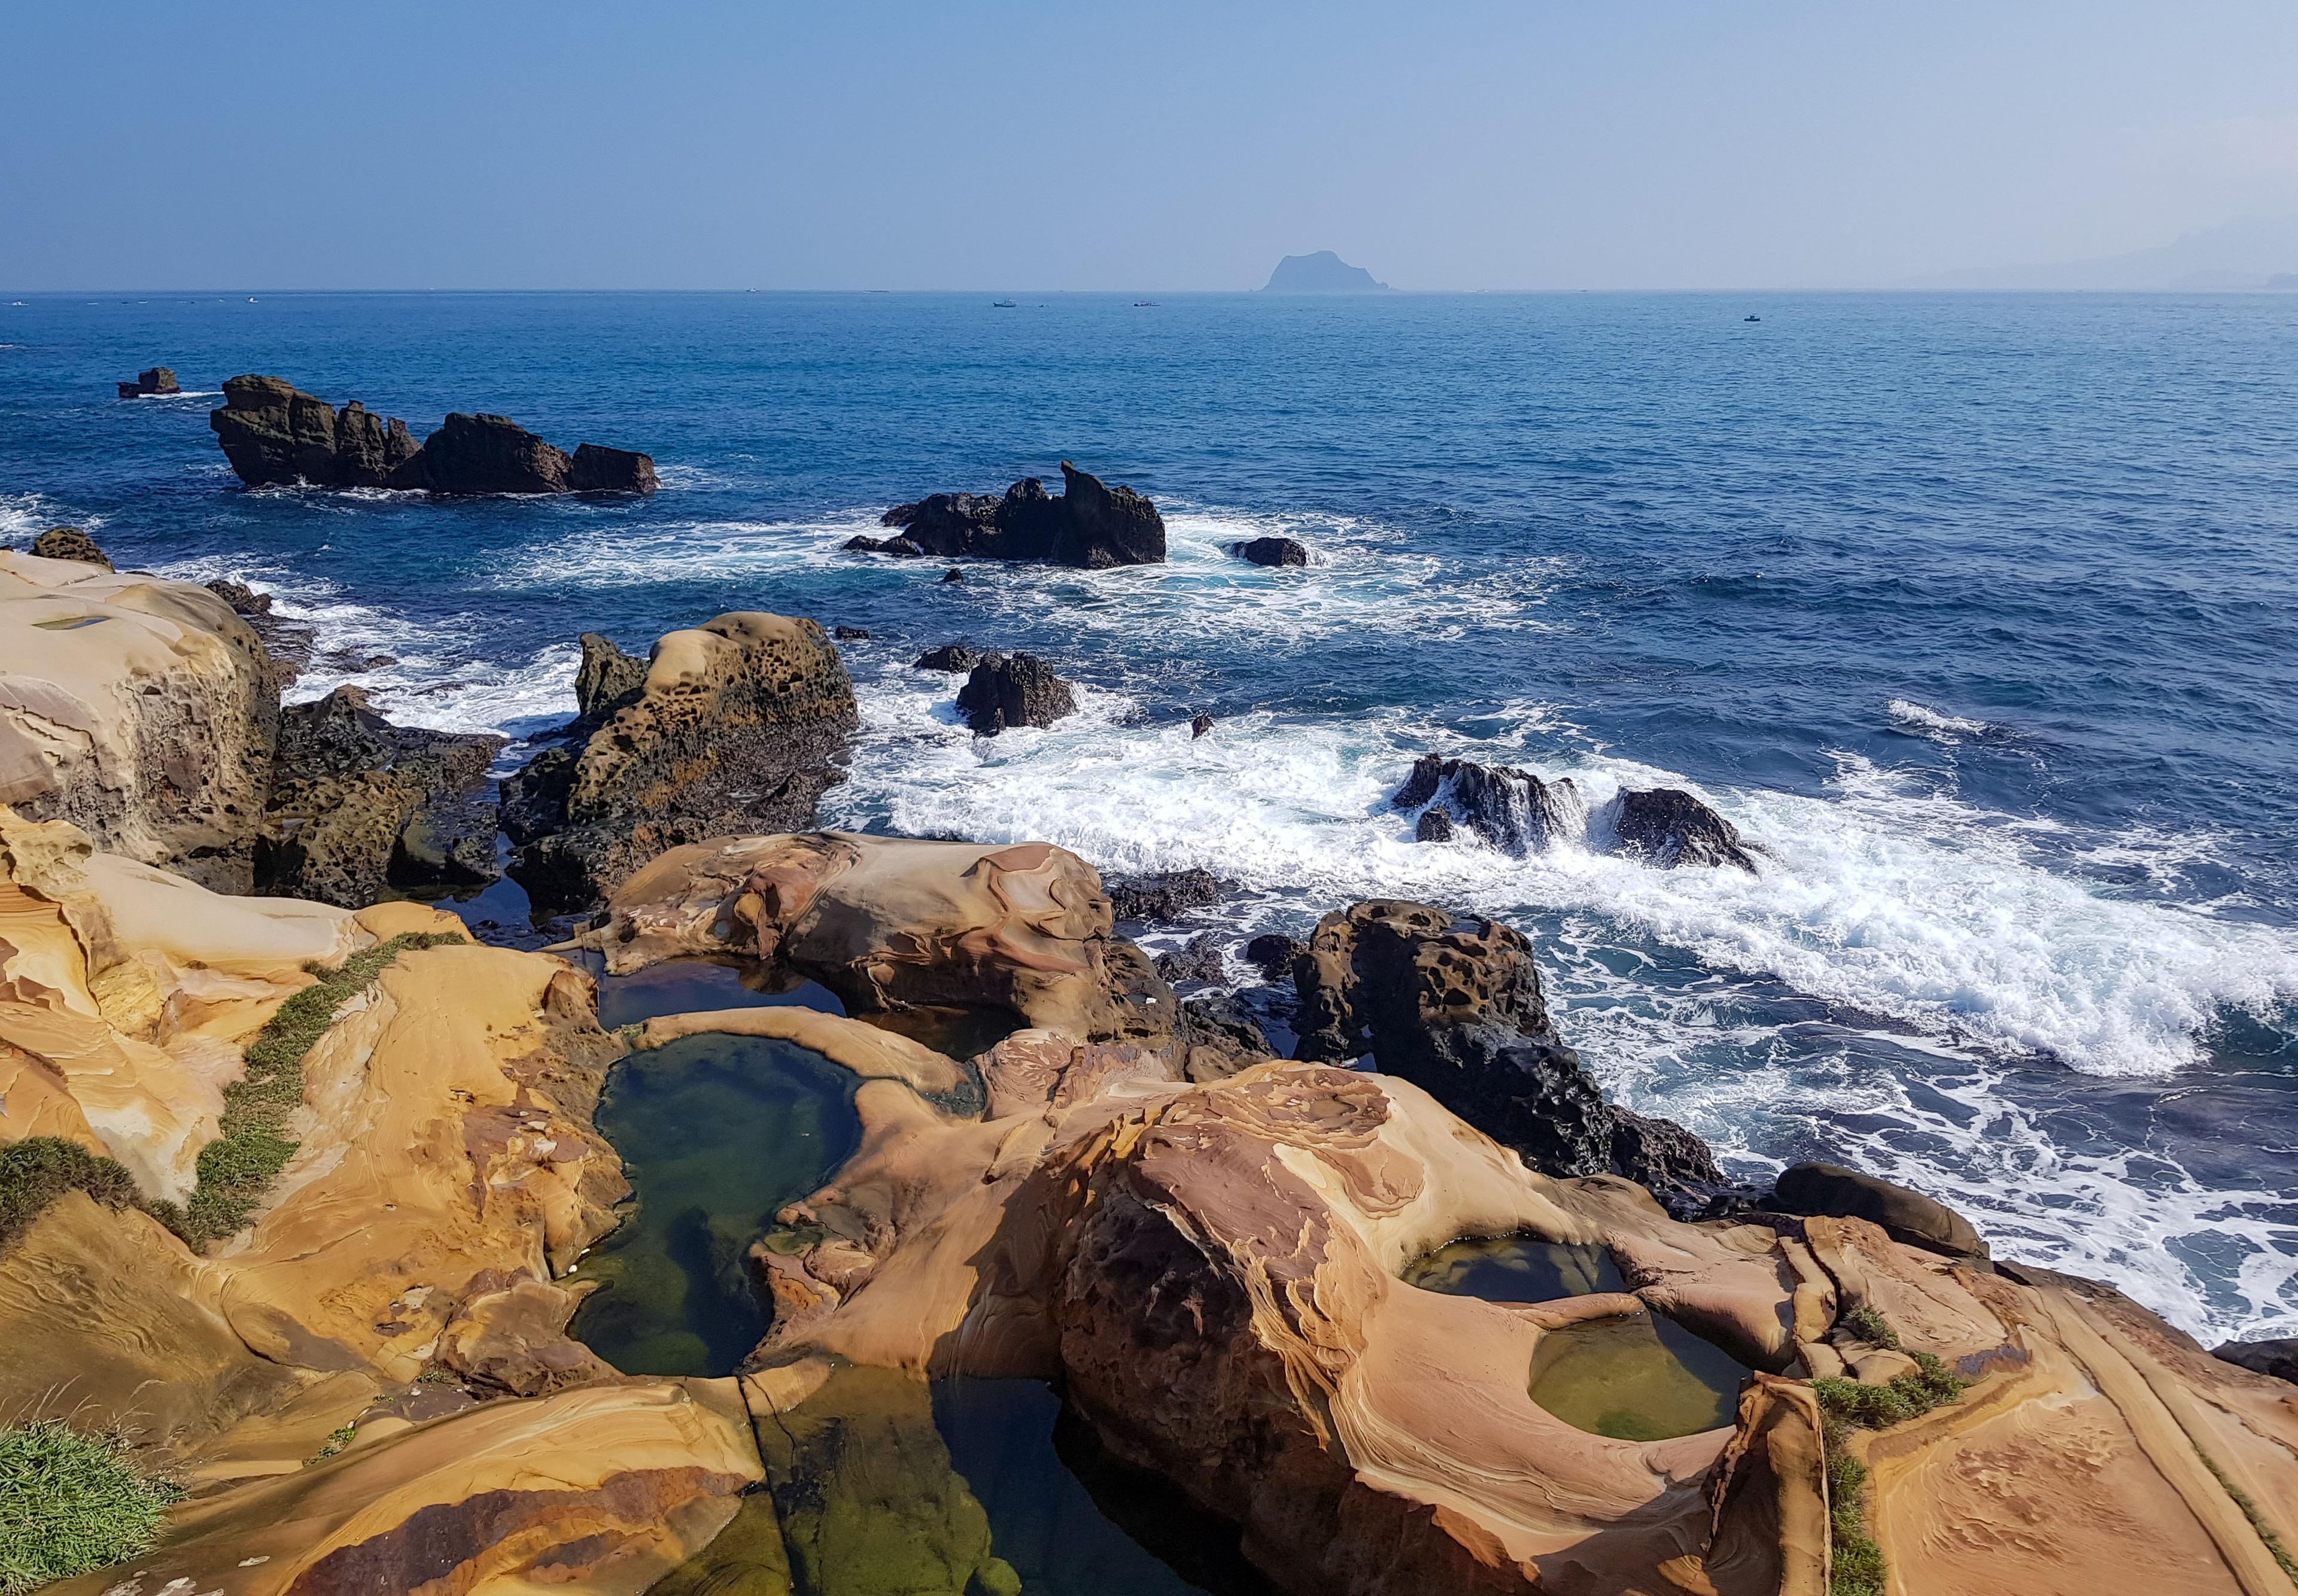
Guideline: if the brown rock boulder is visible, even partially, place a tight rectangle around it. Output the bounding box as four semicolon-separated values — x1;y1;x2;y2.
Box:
1771;1160;1989;1260
505;613;858;907
28;526;113;569
117;366;181;397
567;441;660;494
388;411;570;493
210;375;421;488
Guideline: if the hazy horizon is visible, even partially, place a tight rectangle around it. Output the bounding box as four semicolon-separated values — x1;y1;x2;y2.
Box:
7;2;2297;293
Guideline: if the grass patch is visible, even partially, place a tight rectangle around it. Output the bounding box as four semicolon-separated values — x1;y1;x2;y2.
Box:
2197;1448;2298;1588
0;1138;141;1254
1814;1308;1970;1596
0;1421;180;1594
153;932;463;1249
306;1424;358;1466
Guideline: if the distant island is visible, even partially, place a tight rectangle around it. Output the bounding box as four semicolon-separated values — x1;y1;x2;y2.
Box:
1262;250;1392;293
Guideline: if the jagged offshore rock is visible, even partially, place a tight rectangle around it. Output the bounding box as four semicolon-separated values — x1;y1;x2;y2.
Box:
1228;534;1310;566
209;375;656;493
955;651;1075;734
117;366;181;397
1393;753;1587;853
1609;785;1758;871
855;462;1166;568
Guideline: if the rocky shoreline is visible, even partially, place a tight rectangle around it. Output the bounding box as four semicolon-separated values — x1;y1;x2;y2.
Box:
2;544;2296;1595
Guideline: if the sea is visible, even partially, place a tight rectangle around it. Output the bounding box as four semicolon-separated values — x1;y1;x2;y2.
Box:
5;288;2295;1346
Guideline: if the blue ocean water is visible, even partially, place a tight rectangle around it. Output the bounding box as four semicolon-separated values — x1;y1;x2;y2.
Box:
5;289;2296;1342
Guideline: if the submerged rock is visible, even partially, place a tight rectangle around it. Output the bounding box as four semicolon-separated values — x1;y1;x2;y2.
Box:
1292;899;1724;1208
1229;534;1309;567
1609;786;1757;871
1393;753;1585;853
1415;807;1457;842
1154;931;1226;987
1107;866;1229;922
1191;712;1214;737
875;462;1166;568
26;526;111;569
505;612;858;907
834;624;871;640
117;366;180;397
258;685;503;906
956;651;1075;735
209;375;655;494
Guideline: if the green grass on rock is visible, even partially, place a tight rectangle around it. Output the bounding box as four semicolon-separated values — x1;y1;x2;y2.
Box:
0;1421;180;1594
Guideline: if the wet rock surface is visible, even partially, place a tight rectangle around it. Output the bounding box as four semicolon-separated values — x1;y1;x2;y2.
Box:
865;462;1166;568
1394;753;1585;853
1771;1160;1989;1260
914;642;983;672
956;651;1076;734
1106;867;1229;923
1611;785;1758;871
1229;534;1309;567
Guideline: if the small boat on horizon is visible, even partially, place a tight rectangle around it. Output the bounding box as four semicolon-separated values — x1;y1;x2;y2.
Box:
1134;300;1157;307
1744;314;1760;322
992;299;1017;308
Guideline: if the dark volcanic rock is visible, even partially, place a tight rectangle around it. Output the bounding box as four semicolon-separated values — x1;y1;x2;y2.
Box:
566;442;658;494
1229;536;1309;567
391;412;570;494
843;534;925;555
1610;787;1756;871
941;567;965;584
1771;1162;1989;1261
211;375;421;488
211;376;652;495
1292;899;1725;1212
389;783;501;890
117;367;180;398
506;613;858;907
574;633;647;721
834;626;870;640
203;579;271;616
2213;1337;2298;1387
205;578;313;681
1176;993;1273;1084
1415;808;1456;843
1190;713;1214;738
257;686;504;907
1106;868;1228;923
876;462;1165;569
28;527;111;570
1244;932;1304;983
956;652;1075;735
913;643;983;673
1154;932;1227;987
1393;755;1584;854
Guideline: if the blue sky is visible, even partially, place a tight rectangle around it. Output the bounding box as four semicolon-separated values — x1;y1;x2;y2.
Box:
6;1;2296;290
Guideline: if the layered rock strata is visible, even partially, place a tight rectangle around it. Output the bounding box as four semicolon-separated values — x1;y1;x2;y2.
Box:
847;462;1166;567
209;375;656;493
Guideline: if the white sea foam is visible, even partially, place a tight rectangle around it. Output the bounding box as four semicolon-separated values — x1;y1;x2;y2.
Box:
0;492;105;541
1887;697;2001;742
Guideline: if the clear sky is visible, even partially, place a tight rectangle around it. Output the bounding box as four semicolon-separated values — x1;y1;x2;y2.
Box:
6;1;2296;290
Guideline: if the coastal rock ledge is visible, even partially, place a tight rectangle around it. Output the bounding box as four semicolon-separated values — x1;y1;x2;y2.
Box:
210;375;656;494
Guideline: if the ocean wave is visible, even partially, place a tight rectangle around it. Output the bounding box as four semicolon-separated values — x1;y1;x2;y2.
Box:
0;492;104;540
482;512;878;592
1886;697;2004;743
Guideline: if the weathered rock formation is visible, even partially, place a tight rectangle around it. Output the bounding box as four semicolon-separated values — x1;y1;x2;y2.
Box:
2213;1336;2298;1386
1229;534;1309;566
1772;1160;1990;1261
257;685;503;905
12;824;2297;1596
1293;899;1730;1211
1612;786;1758;871
1105;866;1229;922
117;366;180;398
1;550;279;892
209;375;656;494
503;614;858;907
914;642;983;672
28;526;113;569
955;650;1076;734
850;463;1166;568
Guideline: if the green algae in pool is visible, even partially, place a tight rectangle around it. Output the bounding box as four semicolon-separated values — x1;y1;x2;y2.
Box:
569;1032;860;1377
1527;1311;1752;1441
933;1378;1275;1596
1403;1234;1624;1301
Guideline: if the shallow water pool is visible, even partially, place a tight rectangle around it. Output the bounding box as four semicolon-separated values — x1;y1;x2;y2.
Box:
1526;1311;1750;1441
569;1031;861;1377
1402;1234;1625;1302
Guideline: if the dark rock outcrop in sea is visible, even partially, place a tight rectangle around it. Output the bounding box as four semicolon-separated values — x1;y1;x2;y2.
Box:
1153;931;1227;987
1105;867;1229;923
28;527;111;570
1291;898;1728;1213
503;613;858;907
2212;1336;2298;1387
205;577;314;680
1230;534;1310;567
1609;786;1757;871
1415;807;1456;842
209;375;656;494
913;643;982;673
1191;712;1214;737
117;366;180;398
1393;754;1585;853
955;651;1075;735
1771;1160;1990;1261
256;685;504;906
850;462;1165;568
834;625;870;640
1244;931;1304;981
